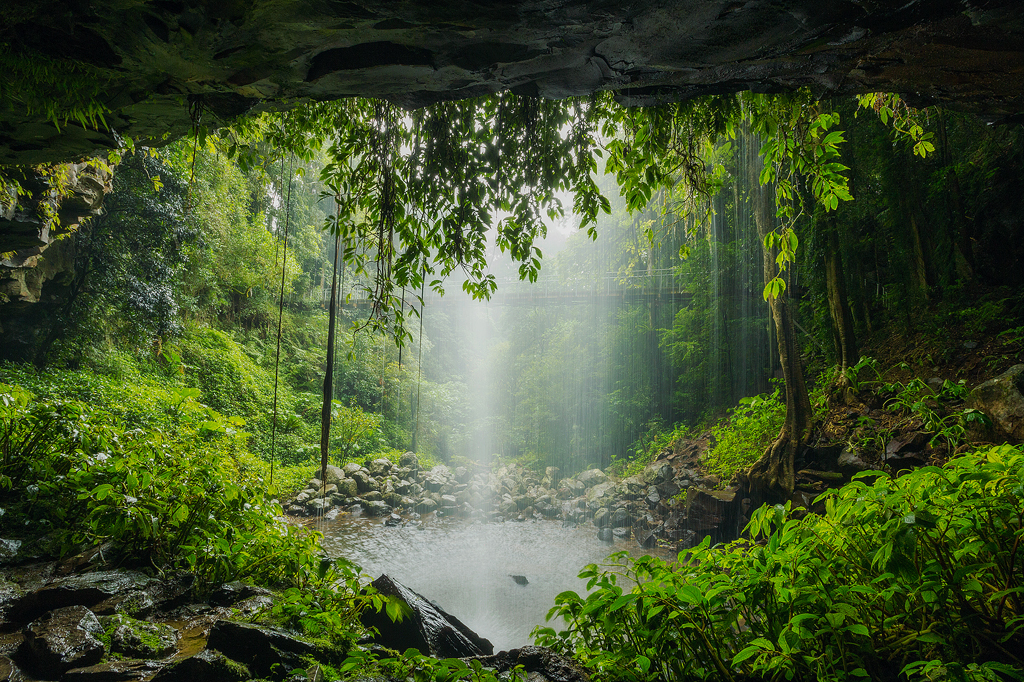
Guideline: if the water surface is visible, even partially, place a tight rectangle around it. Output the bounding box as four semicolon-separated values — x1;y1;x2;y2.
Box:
317;514;669;652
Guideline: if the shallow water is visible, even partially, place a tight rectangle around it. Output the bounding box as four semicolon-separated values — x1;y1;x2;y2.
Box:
316;513;670;652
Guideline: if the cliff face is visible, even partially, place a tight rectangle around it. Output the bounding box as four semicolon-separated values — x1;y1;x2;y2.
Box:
1;0;1023;165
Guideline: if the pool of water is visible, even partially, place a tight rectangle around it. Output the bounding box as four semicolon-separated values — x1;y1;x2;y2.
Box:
315;513;670;652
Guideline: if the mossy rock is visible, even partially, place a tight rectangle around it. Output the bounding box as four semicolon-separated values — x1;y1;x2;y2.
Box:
100;613;179;659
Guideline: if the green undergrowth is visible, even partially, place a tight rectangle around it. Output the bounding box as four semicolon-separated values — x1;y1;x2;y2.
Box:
702;387;786;481
534;443;1024;682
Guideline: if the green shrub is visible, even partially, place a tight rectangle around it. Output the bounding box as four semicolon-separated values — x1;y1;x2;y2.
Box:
703;388;785;481
535;444;1024;682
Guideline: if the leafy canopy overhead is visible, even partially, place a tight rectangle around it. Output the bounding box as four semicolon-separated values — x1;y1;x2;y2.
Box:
194;88;923;337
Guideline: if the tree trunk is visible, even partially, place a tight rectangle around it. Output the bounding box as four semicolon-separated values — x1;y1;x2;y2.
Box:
823;213;858;375
745;152;813;502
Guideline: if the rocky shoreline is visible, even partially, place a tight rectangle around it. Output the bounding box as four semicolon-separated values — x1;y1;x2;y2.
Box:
0;560;588;682
286;447;749;553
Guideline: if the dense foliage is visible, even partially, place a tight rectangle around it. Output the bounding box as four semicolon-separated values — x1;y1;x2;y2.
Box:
536;445;1024;682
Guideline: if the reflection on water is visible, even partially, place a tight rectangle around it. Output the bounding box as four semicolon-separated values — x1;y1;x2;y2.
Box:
317;513;670;652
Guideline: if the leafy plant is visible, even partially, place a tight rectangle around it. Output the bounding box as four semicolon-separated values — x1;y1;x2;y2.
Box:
703;388;785;481
536;444;1024;682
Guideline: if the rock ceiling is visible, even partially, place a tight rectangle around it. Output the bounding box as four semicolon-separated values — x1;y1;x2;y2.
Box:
1;0;1023;164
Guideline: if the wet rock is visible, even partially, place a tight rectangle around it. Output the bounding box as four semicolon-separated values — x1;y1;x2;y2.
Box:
208;582;271;608
636;529;658;549
612;528;630;539
306;498;331;514
336;478;359;497
206;620;318;680
471;645;589;682
685;487;740;545
383;492;404;508
656;480;680;500
321;465;346;486
151;648;251;682
19;605;105;678
837;447;869;474
585;482;616;509
362;575;493;658
384;514;403;527
0;656;25;682
399;452;420;469
65;658;166;681
414;498;437;514
609;509;630;528
510;575;529;586
364;501;393;517
968;364;1024;442
453;466;471;483
642;462;673;485
592;508;611;529
343;463;362;476
646;487;661;507
597;527;614;542
305;478;323;491
367;458;393;476
350;470;376;493
0;538;22;564
544;467;561;487
576;469;607;488
11;570;155;623
362;490;384;502
797;469;845;482
101;613;179;658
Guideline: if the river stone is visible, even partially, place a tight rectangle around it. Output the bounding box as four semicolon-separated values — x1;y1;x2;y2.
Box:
367;458;393;476
610;508;631;528
101;613;179;658
592;508;611;528
306;498;331;514
151;648;250;682
65;658;166;681
586;482;616;509
350;470;375;493
399;451;420;469
321;465;346;486
206;620;318;680
336;478;358;497
597;528;614;542
576;469;607;488
414;498;437;514
362;575;493;658
968;364;1024;442
20;605;105;677
544;467;561;486
383;492;404;507
343;463;362;476
363;501;393;517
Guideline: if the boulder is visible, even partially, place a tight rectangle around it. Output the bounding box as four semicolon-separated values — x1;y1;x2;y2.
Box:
10;571;155;623
367;458;393;476
361;575;493;659
585;482;616;509
350;470;376;493
470;645;589;682
151;648;251;682
101;613;179;658
646;487;661;507
343;463;362;476
363;501;393;517
208;582;271;608
65;659;166;681
414;498;438;514
205;620;319;680
609;508;631;528
544;467;562;486
576;469;607;488
399;452;420;469
19;605;105;678
592;508;611;529
321;465;346;486
336;478;359;497
837;447;869;474
968;365;1024;442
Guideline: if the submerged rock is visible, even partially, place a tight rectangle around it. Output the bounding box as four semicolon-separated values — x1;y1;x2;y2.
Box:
362;574;493;659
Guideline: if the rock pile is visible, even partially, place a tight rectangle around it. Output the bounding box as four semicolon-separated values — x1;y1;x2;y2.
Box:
0;562;584;682
287;448;747;552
